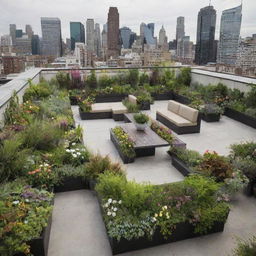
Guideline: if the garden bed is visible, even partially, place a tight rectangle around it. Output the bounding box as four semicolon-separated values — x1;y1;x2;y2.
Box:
224;107;256;129
172;92;191;105
170;153;193;176
95;93;127;103
139;101;151;110
201;113;221;122
110;130;135;164
54;177;88;193
151;92;173;101
69;96;79;105
79;107;112;120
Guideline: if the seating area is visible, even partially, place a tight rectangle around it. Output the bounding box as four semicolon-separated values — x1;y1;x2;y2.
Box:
156;100;201;134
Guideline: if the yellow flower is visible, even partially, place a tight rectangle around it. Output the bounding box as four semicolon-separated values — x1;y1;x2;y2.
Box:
154;213;158;218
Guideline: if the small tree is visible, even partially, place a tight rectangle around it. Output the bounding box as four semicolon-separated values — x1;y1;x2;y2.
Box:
150;68;161;86
128;69;139;87
56;72;71;89
176;67;191;86
98;75;113;88
139;72;150;86
86;70;97;90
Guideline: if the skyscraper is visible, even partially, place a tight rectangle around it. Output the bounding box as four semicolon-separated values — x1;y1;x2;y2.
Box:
32;35;40;55
140;23;156;46
25;25;33;39
176;17;185;43
94;23;101;57
120;27;132;49
195;5;217;65
70;22;85;51
9;24;16;45
86;19;95;52
147;23;155;37
107;7;120;58
159;25;167;46
217;5;242;65
102;24;108;60
41;17;62;57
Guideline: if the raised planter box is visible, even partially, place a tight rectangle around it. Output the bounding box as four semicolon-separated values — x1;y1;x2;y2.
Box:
14;212;53;256
172;92;191;105
69;96;79;105
224;107;256;129
79;107;112;120
108;220;226;255
244;181;256;197
151;92;173;100
139;101;151;110
54;177;88;193
95;93;127;103
170;153;193;176
110;130;135;164
201;112;221;122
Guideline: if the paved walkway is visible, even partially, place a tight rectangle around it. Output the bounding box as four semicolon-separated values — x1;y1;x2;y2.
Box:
48;101;256;256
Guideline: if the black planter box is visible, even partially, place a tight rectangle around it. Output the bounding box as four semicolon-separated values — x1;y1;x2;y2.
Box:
110;130;135;164
171;154;193;176
54;177;88;193
224;107;256;129
139;101;151;110
79;107;112;120
69;96;79;105
108;219;226;255
172;92;191;105
14;213;52;256
95;93;127;103
151;92;173;100
201;112;221;122
244;181;256;196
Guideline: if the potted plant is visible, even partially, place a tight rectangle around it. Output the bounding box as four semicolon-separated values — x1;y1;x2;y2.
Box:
200;103;222;122
133;113;149;131
136;90;153;110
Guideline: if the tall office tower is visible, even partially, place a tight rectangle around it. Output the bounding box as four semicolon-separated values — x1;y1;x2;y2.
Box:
74;42;87;67
86;19;95;52
26;25;33;39
0;35;12;46
102;24;108;60
94;23;101;57
147;23;155;37
32;35;40;55
129;32;136;48
120;27;132;49
176;17;185;42
107;7;120;58
70;22;85;51
195;5;217;65
140;23;157;47
9;24;16;45
41;17;62;57
15;29;23;38
159;25;167;46
217;5;242;65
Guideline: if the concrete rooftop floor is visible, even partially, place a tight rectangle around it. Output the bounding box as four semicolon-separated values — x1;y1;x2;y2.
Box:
48;101;256;256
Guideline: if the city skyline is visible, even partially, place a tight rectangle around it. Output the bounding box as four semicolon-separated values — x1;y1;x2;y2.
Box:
0;0;254;43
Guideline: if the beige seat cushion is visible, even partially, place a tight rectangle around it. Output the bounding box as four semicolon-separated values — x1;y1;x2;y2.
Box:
168;100;180;114
157;110;197;127
111;102;128;114
128;95;137;105
91;103;112;113
178;105;198;123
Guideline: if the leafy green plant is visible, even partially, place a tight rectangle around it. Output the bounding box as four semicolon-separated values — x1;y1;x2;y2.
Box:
139;72;149;86
136;90;153;104
85;154;124;180
150;120;173;144
133;113;149;124
98;75;114;88
122;99;139;113
200;103;223;115
112;126;136;158
56;71;71;89
79;96;95;112
230;142;256;160
86;70;97;89
127;69;139;87
175;67;191;86
231;236;256;256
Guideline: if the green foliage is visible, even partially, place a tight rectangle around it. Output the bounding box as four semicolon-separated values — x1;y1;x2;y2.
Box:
122;99;139;113
20;121;64;151
133;113;149;124
54;165;88;181
199;103;223;114
23;81;53;102
231;236;256;256
139;72;150;86
246;84;256;108
85;154;124;180
135;90;153;104
150;68;161;86
78;96;95;112
56;71;71;89
98;75;114;88
150;120;173;144
0;137;31;183
64;126;83;144
86;70;97;89
245;108;256;118
127;69;139;87
230;142;256;159
176;67;191;86
0;182;53;255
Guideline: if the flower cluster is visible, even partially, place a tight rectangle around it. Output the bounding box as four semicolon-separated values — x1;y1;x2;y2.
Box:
79;96;95;112
153;205;170;222
28;162;51;175
22;101;40;115
112;126;135;158
103;198;122;218
65;143;89;165
150;120;173;144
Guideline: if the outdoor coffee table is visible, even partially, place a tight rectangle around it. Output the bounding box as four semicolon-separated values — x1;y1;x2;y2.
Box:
110;123;170;163
124;113;186;149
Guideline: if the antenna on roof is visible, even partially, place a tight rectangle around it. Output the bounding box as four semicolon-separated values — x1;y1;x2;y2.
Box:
209;0;211;6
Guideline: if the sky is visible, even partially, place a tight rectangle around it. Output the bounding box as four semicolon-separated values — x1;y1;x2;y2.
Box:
0;0;255;43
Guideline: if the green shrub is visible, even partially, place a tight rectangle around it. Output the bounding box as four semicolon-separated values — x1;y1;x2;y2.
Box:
86;70;97;89
230;142;256;159
176;67;191;86
139;72;149;86
127;69;139;87
98;75;114;88
20;121;64;151
122;99;139;113
0;137;31;182
133;113;149;124
150;68;161;86
245;84;256;108
54;164;88;181
231;236;256;256
56;71;71;89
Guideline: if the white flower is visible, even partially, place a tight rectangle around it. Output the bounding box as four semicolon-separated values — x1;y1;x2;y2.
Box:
77;152;81;156
70;149;75;153
72;143;76;146
25;199;29;203
12;200;20;205
81;148;86;152
66;149;71;153
163;205;168;210
113;207;117;212
152;217;157;222
107;211;111;216
118;200;122;204
73;154;77;158
108;198;112;203
24;220;28;224
104;203;109;208
113;200;117;204
112;212;116;217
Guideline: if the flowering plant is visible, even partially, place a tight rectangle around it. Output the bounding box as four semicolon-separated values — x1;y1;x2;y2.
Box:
112;126;135;158
65;143;90;166
79;96;95;112
102;198;122;218
150;120;173;144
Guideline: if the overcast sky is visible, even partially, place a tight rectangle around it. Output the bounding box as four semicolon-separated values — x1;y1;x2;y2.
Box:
0;0;254;43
